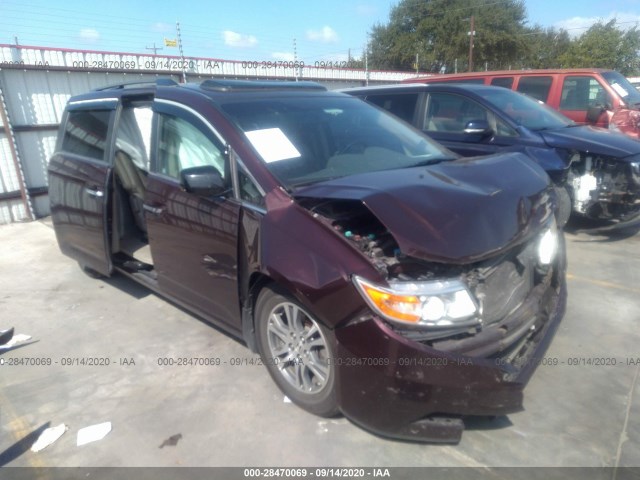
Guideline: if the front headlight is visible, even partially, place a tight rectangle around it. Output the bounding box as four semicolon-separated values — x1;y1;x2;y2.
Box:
537;218;558;265
353;275;479;328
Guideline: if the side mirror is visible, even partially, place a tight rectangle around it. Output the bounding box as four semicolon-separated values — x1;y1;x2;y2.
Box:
181;165;227;197
586;105;607;124
463;119;493;138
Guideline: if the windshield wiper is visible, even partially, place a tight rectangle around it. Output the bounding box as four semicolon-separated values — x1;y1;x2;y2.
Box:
407;157;453;168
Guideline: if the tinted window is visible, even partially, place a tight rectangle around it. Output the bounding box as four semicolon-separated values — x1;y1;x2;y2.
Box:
479;88;573;131
560;76;610;110
516;76;552;102
424;92;517;137
238;168;265;207
157;114;226;180
491;77;514;89
366;93;419;123
221;96;454;188
62;110;111;161
424;93;488;133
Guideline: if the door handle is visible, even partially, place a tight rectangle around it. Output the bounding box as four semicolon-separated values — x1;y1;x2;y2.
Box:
143;204;165;215
85;186;104;198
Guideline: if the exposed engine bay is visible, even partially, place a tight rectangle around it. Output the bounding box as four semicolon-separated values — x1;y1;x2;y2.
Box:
300;197;557;347
568;152;640;221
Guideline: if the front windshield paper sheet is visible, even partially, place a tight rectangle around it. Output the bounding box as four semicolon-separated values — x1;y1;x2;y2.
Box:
245;128;301;163
610;82;629;98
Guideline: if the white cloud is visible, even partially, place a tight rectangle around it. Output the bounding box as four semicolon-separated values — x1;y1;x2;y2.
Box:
306;26;339;43
272;52;295;61
554;12;640;38
222;30;258;48
79;28;100;43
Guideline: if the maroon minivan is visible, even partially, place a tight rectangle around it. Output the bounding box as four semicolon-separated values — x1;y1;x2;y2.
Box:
48;79;566;443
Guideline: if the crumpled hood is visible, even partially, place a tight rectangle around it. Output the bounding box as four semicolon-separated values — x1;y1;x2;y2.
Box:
295;152;553;264
540;125;640;160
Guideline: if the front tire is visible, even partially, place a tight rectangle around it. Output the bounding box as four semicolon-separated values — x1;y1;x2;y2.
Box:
554;184;572;227
255;286;339;417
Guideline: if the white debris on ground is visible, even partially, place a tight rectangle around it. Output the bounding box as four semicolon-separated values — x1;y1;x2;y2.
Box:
77;422;112;446
31;424;68;452
0;333;32;350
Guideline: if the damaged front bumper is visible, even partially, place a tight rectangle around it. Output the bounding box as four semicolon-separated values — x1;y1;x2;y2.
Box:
333;244;567;444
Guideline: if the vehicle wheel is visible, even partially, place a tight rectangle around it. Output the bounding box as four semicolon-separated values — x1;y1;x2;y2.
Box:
255;286;339;417
554;185;572;227
79;262;104;279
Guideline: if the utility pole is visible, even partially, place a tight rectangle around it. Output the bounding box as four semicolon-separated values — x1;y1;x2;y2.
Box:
415;53;419;74
176;22;187;83
145;43;163;55
365;41;369;86
468;15;475;72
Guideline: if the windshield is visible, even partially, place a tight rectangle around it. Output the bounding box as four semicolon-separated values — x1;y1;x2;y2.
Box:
478;88;574;131
221;95;455;188
602;71;640;106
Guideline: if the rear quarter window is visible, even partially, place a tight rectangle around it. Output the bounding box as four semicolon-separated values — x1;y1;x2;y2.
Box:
365;93;419;123
491;77;514;89
61;110;111;162
516;76;553;102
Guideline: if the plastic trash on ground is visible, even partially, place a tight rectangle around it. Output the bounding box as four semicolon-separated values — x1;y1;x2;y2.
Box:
77;422;112;446
31;424;68;452
0;333;32;350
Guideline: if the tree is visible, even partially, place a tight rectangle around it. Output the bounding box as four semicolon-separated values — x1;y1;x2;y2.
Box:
520;26;572;69
558;20;640;75
367;0;529;73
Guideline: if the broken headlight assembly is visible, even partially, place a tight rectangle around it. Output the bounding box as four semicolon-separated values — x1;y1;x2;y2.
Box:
353;275;479;329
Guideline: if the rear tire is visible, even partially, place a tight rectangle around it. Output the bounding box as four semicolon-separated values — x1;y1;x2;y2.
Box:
255;286;339;417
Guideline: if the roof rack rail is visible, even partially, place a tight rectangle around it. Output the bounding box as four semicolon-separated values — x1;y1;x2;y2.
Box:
199;79;326;92
94;78;179;91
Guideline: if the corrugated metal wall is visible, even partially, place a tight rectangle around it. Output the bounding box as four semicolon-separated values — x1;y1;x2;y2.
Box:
0;69;183;223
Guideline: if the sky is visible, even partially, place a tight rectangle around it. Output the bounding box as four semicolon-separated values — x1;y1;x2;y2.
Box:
2;0;640;65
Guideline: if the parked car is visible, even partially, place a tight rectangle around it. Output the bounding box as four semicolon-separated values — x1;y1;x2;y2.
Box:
345;83;640;226
49;79;566;443
404;68;640;140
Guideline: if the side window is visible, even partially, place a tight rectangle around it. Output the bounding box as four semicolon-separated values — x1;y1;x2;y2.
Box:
61;109;111;161
560;76;610;110
424;93;488;133
491;77;514;89
156;113;226;181
365;93;419;124
238;168;265;208
516;76;553;102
